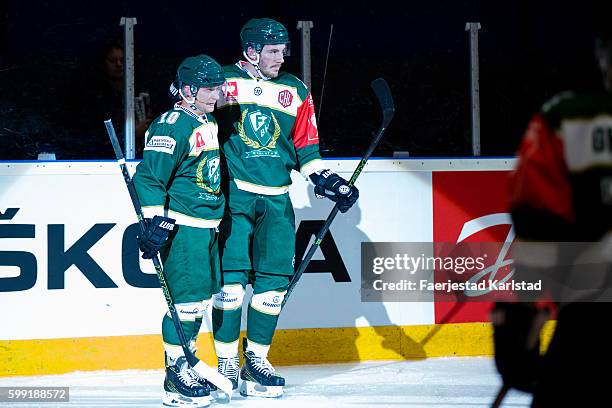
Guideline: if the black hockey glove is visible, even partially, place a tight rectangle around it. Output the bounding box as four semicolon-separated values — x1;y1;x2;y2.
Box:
309;170;359;213
138;215;176;259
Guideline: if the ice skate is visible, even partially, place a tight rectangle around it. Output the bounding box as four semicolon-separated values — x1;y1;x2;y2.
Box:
239;343;284;398
162;356;211;407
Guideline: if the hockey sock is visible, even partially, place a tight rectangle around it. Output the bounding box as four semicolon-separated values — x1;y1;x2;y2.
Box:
212;284;245;348
246;289;286;346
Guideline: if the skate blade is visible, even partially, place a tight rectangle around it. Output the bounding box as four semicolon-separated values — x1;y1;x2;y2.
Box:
211;378;238;403
239;380;283;398
211;388;232;403
162;391;211;407
210;390;234;404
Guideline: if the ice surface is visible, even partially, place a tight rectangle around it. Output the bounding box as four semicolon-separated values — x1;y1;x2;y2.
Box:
0;357;531;407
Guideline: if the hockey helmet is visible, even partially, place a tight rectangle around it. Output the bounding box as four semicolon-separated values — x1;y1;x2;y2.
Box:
176;54;225;97
240;18;290;54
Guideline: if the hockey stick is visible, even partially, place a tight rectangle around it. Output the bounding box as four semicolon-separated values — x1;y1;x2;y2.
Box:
317;23;333;124
283;78;395;306
491;383;510;408
104;120;233;397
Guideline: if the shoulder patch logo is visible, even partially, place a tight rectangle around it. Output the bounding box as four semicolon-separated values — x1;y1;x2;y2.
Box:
309;113;318;139
278;90;293;108
190;124;219;155
224;81;238;97
196;132;206;149
145;136;176;155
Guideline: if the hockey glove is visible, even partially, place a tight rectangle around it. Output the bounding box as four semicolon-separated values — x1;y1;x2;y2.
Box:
309;170;359;213
138;215;176;259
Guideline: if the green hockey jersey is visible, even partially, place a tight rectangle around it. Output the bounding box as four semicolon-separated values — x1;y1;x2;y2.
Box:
215;61;324;195
133;103;224;228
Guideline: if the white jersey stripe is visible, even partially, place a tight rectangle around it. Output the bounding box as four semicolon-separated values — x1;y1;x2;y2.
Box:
218;77;303;117
560;115;612;171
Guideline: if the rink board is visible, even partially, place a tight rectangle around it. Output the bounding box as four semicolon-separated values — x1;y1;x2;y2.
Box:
0;158;545;376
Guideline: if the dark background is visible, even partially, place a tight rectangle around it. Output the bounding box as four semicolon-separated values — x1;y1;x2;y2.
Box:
0;0;607;159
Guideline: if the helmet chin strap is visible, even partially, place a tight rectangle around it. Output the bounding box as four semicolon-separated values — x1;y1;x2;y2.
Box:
178;88;205;114
243;50;270;80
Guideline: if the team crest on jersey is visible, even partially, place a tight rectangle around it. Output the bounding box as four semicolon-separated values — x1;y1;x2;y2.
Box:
237;109;280;158
254;86;263;96
248;111;272;145
278;90;293;108
196;155;221;198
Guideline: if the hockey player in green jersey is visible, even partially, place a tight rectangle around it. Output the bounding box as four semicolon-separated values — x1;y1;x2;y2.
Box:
501;29;612;408
210;18;359;398
133;54;225;407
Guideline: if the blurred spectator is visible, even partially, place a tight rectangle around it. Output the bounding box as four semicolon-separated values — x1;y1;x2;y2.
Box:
63;41;153;159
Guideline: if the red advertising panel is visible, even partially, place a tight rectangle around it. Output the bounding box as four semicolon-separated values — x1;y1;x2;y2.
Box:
432;171;513;323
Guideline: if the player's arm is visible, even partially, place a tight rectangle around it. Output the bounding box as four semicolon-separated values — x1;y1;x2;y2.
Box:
291;92;359;213
508;113;575;241
133;124;185;214
133;123;187;257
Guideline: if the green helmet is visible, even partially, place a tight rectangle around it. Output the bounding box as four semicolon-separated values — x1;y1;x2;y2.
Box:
176;54;225;96
240;18;290;53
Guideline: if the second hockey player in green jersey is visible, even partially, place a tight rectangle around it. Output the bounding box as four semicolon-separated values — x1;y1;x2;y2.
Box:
135;99;224;226
133;54;226;407
210;18;359;399
215;61;322;194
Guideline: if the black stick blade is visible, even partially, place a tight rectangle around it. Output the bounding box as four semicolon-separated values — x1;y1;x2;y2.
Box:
370;78;395;125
